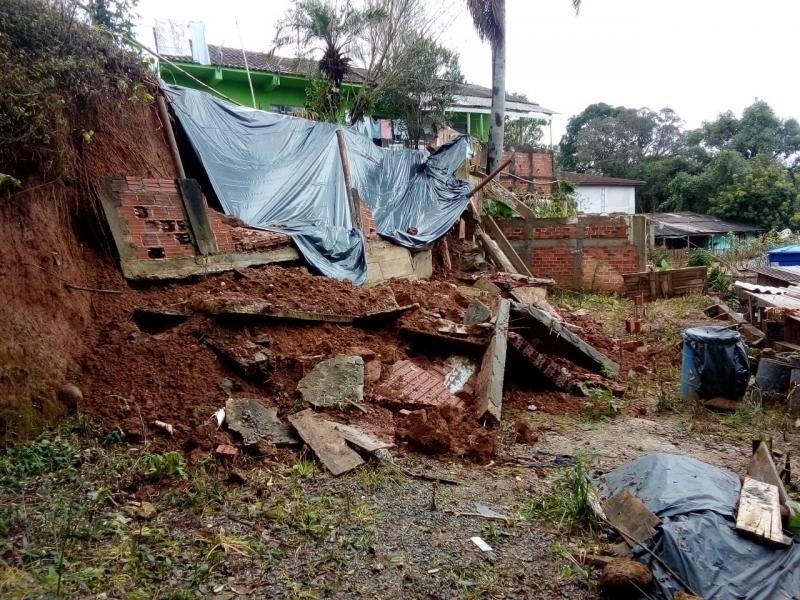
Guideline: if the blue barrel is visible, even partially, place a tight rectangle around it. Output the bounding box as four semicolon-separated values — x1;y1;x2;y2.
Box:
680;327;749;401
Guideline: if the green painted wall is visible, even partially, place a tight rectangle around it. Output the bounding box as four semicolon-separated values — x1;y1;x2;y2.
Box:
160;61;490;140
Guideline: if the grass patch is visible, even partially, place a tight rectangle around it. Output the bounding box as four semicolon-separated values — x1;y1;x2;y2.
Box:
517;456;598;530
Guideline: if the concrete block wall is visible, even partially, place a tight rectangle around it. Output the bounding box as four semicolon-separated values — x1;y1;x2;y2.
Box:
110;177;290;261
495;214;648;292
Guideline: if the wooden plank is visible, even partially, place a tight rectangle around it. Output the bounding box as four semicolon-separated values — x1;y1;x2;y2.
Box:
477;230;516;273
287;409;364;476
735;477;791;546
602;490;661;547
177;178;219;255
475;298;510;422
332;423;393;452
748;441;788;505
482;215;533;276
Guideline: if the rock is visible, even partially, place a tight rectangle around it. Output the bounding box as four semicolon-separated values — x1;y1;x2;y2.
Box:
348;346;377;361
514;419;539;445
124;501;157;520
365;360;382;384
215;443;238;458
228;468;247;484
597;558;653;598
57;383;82;414
464;299;492;325
225;398;299;446
297;355;364;409
218;378;234;396
673;594;703;600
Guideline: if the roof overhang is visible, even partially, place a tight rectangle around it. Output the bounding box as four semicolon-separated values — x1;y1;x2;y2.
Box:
445;95;555;118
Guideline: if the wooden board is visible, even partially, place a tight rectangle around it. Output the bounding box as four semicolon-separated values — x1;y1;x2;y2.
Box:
178;178;219;256
623;266;707;299
333;423;393;452
475;299;510;422
602;490;661;546
747;441;788;505
482;215;533;276
735;477;791;546
287;409;364;476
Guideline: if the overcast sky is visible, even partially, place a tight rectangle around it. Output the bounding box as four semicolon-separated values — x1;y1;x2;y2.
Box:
135;0;800;142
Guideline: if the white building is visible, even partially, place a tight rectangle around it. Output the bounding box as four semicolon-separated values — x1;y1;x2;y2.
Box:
559;172;645;214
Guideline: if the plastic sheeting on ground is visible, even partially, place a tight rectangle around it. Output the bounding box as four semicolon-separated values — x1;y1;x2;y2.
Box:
598;453;800;600
164;85;473;285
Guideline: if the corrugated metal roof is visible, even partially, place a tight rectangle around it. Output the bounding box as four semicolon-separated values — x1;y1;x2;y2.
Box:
748;263;800;284
644;212;765;237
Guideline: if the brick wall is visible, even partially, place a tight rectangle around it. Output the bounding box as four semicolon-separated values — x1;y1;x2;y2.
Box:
495;215;648;292
109;177;291;261
473;148;555;196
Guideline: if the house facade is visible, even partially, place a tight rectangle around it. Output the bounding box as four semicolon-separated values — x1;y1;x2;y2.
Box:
644;211;764;250
154;23;555;143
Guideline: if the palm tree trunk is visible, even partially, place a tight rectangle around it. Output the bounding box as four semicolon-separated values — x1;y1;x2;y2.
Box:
487;1;505;172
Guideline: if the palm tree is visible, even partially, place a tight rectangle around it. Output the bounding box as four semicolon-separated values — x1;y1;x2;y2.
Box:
275;0;385;122
467;0;581;171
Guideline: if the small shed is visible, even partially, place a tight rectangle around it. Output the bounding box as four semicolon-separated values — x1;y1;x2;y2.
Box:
767;245;800;266
559;172;645;214
644;212;764;250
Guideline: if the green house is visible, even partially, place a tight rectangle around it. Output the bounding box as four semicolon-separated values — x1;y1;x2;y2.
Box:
158;42;555;143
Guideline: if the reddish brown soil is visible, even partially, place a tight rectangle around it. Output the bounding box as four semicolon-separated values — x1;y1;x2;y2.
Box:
396;404;496;463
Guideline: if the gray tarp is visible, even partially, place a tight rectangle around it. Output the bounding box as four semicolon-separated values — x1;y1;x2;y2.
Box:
164;85;473;285
599;453;800;600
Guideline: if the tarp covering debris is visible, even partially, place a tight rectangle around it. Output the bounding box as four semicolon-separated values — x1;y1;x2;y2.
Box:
599;453;800;600
681;326;749;400
164;85;473;284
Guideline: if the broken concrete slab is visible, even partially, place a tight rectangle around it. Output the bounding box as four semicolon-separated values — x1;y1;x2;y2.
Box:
442;355;478;394
376;360;463;410
509;285;547;305
508;332;585;395
198;297;416;324
203;335;274;378
475;298;510;421
225;398;299;446
472;277;502;295
464;299;492;325
287;409;364;476
297;355;364;409
511;302;619;378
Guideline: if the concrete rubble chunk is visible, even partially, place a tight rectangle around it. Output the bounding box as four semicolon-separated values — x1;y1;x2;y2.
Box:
464;299;492;325
475;298;511;421
287;408;365;476
225;398;299;446
472;277;502;295
297;354;364;409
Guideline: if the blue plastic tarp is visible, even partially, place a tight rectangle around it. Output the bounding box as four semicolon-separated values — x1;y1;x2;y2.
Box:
164;85;473;285
599;453;800;600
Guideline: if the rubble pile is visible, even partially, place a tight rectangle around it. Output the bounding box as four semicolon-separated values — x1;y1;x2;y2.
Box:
78;255;628;474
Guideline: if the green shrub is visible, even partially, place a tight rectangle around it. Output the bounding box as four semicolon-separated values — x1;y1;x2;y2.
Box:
687;248;714;267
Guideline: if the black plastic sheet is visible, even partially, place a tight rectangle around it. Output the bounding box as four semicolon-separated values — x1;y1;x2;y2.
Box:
164;85;473;284
599;453;800;600
682;326;750;400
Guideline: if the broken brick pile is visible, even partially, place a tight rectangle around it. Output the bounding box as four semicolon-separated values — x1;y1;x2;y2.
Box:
109;177;291;260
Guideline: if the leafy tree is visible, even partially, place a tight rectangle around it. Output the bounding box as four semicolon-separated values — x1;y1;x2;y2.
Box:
665;149;747;213
696;100;800;171
559;105;685;175
275;0;384;122
708;154;799;230
374;33;462;147
84;0;139;39
503;116;546;148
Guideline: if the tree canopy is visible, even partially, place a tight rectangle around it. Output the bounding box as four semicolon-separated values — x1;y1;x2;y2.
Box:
558;100;800;229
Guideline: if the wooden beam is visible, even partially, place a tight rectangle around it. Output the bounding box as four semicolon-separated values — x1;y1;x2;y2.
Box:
477;230;515;273
475;298;510;421
482;215;533;276
156;93;186;179
335;129;363;232
467;157;513;198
